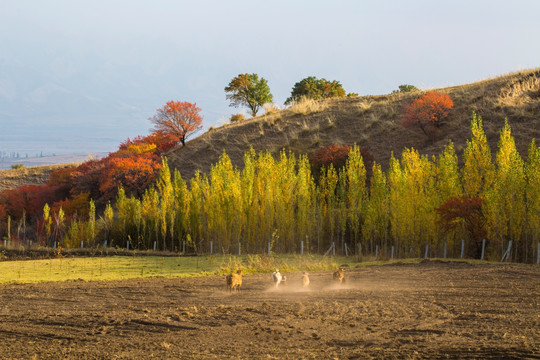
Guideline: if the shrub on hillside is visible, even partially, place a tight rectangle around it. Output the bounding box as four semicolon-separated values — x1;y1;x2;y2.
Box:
230;114;246;123
263;103;281;115
402;91;453;135
392;84;420;94
311;144;351;171
310;144;374;183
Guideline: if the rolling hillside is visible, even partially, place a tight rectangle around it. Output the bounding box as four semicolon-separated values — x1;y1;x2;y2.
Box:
167;69;539;180
0;164;76;193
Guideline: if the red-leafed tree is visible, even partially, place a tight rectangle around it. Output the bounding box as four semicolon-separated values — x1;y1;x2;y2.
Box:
150;101;203;146
402;91;453;135
310;144;374;178
311;144;351;170
98;154;162;200
436;195;486;258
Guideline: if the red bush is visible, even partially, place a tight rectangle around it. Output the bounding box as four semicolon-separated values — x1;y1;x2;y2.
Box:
51;192;90;219
0;185;58;220
98;154;161;200
402;91;453;135
118;131;179;156
311;144;351;170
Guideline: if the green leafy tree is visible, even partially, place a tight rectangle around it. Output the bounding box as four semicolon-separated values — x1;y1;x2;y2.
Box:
285;76;346;104
225;73;273;117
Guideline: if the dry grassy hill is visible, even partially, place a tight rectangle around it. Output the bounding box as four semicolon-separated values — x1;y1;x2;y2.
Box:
0;164;77;193
166;69;539;180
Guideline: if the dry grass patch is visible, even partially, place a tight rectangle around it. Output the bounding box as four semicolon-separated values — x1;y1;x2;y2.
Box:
498;71;540;106
289;97;329;115
263;103;281;115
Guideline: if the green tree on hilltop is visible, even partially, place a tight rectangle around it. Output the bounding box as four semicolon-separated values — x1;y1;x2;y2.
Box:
225;73;273;117
285;76;346;105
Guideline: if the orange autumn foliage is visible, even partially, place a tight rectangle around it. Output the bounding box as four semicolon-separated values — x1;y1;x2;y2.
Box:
402;91;454;135
98;154;161;200
150;101;203;146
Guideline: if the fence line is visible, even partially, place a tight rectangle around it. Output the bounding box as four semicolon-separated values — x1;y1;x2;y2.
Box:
1;239;539;265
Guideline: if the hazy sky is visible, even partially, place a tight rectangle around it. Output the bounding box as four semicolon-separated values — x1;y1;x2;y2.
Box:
1;0;539;154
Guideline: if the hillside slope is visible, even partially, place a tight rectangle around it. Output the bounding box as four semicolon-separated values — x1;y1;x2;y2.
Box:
0;164;76;192
166;69;539;180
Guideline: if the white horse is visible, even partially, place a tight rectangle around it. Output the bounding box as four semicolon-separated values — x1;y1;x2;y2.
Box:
272;269;282;288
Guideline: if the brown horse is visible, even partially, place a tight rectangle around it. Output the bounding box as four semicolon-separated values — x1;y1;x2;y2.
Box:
226;270;243;293
333;267;345;285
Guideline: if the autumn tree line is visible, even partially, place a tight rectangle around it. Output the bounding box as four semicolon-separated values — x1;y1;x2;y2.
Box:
2;113;536;262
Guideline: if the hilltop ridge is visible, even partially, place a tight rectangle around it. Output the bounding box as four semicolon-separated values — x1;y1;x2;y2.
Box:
166;69;539;180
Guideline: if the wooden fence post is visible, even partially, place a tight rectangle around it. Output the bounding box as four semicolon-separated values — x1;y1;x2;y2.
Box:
375;245;379;260
238;242;241;256
461;240;465;259
480;239;486;260
153;241;156;252
81;241;83;249
501;241;512;262
344;243;349;257
424;245;429;259
210;241;213;255
268;241;271;255
391;246;394;260
301;240;304;255
443;242;447;259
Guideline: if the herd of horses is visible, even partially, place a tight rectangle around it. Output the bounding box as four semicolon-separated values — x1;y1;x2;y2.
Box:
226;267;346;293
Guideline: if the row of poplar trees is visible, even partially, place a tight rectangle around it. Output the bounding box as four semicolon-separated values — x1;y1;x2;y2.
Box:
52;114;539;262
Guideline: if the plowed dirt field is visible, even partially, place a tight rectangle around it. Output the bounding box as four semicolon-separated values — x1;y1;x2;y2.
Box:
0;261;538;359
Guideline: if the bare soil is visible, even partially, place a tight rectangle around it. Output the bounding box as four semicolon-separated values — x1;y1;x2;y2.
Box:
0;261;538;359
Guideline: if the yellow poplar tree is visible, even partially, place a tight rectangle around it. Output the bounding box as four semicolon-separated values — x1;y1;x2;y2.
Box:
524;140;539;257
388;154;409;253
485;120;526;257
436;141;463;251
241;149;257;248
157;158;174;250
362;162;389;253
296;155;315;252
346;145;367;247
173;169;190;250
462;112;495;197
319;165;338;249
401;149;438;252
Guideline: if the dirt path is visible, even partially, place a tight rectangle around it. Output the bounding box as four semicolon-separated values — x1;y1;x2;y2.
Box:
0;261;538;359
